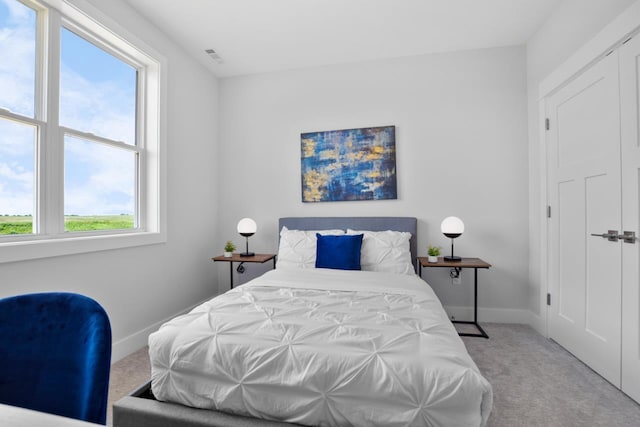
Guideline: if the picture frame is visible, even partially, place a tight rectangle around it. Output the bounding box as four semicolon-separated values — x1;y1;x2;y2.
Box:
300;125;397;202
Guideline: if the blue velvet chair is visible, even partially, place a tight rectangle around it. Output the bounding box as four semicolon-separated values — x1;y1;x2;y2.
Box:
0;292;112;424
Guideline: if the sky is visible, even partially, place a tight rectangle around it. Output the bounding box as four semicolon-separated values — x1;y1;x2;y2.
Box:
0;0;137;217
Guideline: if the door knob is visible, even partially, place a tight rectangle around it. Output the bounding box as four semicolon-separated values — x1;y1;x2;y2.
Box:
619;231;637;244
589;230;637;243
590;230;619;241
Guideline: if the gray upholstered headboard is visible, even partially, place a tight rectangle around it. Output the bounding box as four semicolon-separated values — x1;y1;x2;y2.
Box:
278;217;418;271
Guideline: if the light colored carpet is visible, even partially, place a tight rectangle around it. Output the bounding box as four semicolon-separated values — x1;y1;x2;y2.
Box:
107;323;640;426
107;346;151;426
461;323;640;427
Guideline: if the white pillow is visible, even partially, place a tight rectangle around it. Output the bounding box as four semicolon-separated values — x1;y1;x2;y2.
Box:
346;229;414;275
276;226;345;269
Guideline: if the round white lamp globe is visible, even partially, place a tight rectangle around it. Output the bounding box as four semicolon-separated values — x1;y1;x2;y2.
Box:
441;216;464;238
237;218;257;236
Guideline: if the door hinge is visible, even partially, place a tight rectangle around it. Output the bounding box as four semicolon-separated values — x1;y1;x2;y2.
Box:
545;118;550;130
547;205;551;218
547;293;551;306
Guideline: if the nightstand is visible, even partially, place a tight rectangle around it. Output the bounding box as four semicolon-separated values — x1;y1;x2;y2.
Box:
212;253;277;289
417;256;491;338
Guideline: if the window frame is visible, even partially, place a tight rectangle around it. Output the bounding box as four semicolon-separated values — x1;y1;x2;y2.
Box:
0;0;166;263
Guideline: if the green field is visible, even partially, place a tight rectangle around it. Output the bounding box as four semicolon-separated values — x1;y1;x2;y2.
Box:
0;215;134;235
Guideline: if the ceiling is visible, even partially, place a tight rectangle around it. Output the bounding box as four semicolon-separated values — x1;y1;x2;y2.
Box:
122;0;562;78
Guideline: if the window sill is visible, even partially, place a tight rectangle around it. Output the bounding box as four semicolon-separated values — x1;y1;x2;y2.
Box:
0;231;166;264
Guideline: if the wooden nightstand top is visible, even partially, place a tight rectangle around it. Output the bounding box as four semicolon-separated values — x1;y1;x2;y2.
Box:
417;257;491;269
212;253;276;263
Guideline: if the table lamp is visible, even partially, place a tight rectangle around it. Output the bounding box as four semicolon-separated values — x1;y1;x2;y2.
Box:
441;216;464;262
237;218;257;257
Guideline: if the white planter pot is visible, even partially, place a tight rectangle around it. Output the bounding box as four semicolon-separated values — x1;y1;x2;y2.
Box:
224;251;232;258
428;256;438;263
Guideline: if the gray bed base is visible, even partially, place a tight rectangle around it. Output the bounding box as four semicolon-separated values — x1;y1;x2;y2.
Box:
113;381;301;427
113;216;418;427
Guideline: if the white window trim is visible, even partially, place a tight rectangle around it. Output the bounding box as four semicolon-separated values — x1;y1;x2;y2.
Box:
0;0;167;263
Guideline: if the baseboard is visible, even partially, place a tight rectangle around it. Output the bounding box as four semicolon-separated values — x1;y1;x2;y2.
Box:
443;305;532;324
111;296;213;363
527;311;547;337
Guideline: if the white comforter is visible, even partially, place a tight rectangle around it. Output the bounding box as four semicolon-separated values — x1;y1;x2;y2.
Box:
149;268;492;426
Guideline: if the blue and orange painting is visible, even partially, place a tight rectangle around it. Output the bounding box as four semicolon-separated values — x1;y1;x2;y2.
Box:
301;126;397;202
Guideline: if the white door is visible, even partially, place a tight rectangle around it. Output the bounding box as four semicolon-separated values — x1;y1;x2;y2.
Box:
546;51;622;386
620;35;640;402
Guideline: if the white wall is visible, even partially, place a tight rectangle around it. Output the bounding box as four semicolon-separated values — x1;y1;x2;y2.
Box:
0;0;220;361
217;47;530;321
526;0;637;332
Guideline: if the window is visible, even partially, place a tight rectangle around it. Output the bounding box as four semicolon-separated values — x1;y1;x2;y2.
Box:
0;0;165;262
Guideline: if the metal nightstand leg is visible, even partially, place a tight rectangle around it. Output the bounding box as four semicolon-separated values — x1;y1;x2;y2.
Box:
452;268;489;338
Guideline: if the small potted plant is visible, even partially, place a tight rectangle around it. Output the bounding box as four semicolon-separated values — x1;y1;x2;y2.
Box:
224;240;236;258
427;245;441;263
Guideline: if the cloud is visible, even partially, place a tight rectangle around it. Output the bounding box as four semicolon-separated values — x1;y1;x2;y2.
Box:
0;116;34;216
0;194;32;215
0;0;35;117
60;65;136;144
0;162;32;185
0;161;33;215
64;136;134;215
0;117;35;157
1;0;32;22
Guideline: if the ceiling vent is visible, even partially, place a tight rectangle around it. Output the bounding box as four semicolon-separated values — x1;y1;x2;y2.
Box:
205;48;224;64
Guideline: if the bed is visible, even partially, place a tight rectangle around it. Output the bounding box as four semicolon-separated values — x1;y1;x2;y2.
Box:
113;217;492;427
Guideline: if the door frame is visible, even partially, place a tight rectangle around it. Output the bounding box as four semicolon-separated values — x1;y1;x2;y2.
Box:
537;2;640;337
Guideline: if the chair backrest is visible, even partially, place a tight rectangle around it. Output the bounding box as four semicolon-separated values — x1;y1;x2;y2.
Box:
0;292;112;425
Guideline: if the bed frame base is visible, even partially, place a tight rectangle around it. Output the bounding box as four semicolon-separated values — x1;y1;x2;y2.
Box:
113;382;300;427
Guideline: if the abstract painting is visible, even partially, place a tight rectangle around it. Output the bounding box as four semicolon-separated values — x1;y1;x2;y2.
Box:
301;126;397;202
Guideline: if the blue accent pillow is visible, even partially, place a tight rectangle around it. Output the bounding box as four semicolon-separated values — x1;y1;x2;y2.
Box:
315;233;364;270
